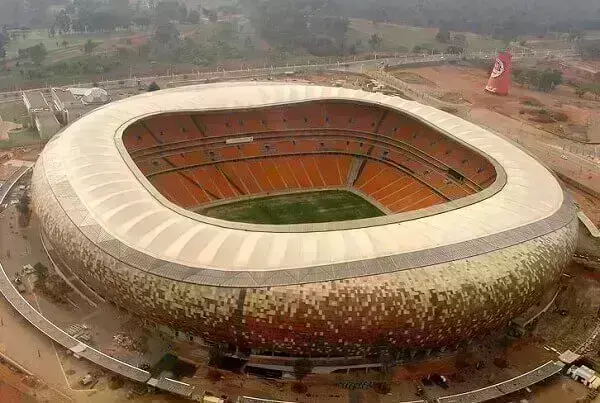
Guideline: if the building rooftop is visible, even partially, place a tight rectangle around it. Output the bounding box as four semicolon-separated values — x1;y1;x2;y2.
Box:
35;82;569;286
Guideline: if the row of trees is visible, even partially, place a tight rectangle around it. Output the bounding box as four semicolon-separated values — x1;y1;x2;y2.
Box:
338;0;600;40
49;0;211;36
246;0;353;56
148;22;247;66
0;29;7;59
579;39;600;60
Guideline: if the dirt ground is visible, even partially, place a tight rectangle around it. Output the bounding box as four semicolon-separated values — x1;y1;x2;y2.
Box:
390;64;600;201
396;64;600;144
565;183;600;226
0;66;599;402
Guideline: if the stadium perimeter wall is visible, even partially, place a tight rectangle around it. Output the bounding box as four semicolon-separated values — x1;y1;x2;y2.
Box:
32;151;578;356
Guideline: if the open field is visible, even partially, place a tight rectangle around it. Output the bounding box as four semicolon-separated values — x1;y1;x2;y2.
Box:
4;29;91;59
202;190;384;224
348;19;505;53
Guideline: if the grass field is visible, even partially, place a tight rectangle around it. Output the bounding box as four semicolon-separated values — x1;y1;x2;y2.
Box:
202;190;384;224
348;18;504;53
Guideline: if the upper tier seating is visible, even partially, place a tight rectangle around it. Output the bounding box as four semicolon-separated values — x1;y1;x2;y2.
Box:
123;102;497;214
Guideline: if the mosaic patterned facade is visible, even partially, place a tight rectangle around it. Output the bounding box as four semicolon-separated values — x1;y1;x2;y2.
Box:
32;157;578;356
30;84;579;357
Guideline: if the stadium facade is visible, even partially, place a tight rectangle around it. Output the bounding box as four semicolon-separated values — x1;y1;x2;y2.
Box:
32;83;577;357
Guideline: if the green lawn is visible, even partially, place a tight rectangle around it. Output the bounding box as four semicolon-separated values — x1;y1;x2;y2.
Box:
202;190;384;224
5;29;92;59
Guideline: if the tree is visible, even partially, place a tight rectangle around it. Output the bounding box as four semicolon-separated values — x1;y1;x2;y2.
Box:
29;44;47;66
453;33;467;48
84;39;99;54
293;358;313;381
208;344;225;367
579;39;600;60
72;19;85;34
202;8;217;23
436;28;451;43
33;262;48;282
17;193;30;216
368;33;382;51
147;81;160;91
156;1;187;23
187;9;200;24
55;9;71;34
154;22;180;45
446;45;464;54
0;30;7;60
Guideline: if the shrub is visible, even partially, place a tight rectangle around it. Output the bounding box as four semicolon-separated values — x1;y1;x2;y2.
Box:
373;382;391;394
33;263;48;281
493;357;509;368
207;368;222;382
293;358;314;381
147;81;160;92
291;382;308;393
520;97;543;107
529;114;553;123
550;111;568;122
108;375;124;389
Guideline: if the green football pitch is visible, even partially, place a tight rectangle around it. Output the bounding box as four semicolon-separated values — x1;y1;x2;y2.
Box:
202;190;384;225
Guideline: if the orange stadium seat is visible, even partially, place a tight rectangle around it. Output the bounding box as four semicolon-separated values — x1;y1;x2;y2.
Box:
261;159;287;190
275;157;301;189
125;103;498;213
314;155;342;186
123;124;157;152
245;160;274;193
301;157;325;187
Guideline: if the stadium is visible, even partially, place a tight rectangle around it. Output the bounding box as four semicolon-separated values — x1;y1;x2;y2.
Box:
32;82;578;358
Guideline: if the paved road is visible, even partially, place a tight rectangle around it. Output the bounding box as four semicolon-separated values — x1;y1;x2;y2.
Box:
0;48;579;104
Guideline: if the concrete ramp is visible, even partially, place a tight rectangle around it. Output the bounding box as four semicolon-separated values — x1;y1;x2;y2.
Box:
575;211;600;269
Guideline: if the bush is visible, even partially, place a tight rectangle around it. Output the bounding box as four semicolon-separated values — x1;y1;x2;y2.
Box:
291;382;308;393
373;382;391;394
550;111;568;122
520;97;543;107
33;263;48;281
528;114;553;123
207;368;222;383
108;375;124;390
527;108;568;123
493;357;509;369
147;81;160;92
293;358;314;381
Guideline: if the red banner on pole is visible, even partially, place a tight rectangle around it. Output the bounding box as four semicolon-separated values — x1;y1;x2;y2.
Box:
485;51;512;95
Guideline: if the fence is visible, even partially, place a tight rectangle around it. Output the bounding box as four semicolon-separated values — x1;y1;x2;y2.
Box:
0;167;199;398
0;48;579;104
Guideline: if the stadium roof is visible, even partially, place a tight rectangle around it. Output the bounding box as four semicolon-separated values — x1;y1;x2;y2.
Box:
36;82;570;285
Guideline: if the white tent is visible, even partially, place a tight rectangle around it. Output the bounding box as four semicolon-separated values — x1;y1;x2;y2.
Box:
80;88;110;105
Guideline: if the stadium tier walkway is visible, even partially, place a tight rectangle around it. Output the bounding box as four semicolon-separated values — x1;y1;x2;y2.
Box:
0;167;195;398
